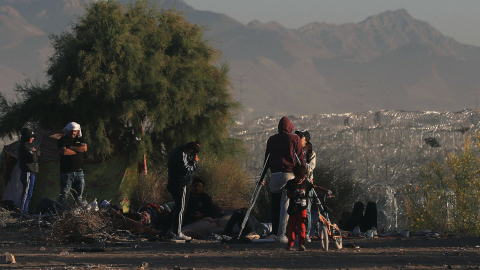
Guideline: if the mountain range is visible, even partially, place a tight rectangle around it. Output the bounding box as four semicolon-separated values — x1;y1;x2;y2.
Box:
1;0;480;118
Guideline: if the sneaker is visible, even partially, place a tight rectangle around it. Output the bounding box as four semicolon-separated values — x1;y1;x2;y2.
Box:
277;235;289;243
286;246;293;251
352;226;361;235
174;233;192;241
298;245;306;251
305;235;312;243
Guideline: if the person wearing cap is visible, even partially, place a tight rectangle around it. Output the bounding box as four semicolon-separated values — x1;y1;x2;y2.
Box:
263;117;305;243
18;128;41;216
295;129;317;242
58;122;87;206
167;140;200;240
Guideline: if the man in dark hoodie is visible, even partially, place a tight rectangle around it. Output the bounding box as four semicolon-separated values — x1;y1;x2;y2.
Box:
18;128;41;216
263;117;305;243
167;140;200;241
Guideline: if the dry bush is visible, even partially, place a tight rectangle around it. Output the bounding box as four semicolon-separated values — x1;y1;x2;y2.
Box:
313;159;361;223
49;209;114;244
130;156;251;211
0;207;10;227
130;168;171;210
195;156;252;210
404;133;480;236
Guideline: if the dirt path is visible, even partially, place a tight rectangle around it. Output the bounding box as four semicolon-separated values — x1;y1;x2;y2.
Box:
2;232;480;269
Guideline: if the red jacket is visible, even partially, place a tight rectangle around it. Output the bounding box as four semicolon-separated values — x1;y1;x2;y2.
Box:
264;117;305;173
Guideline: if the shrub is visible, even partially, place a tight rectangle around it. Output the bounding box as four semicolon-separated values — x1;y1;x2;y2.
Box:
403;132;480;236
0;207;10;228
130;156;251;211
130;167;171;210
312;159;361;224
195;156;251;210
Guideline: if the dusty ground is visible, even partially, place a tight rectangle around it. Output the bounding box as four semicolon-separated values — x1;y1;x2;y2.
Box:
1;221;480;270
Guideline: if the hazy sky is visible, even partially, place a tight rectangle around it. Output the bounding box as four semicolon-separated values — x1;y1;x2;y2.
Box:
183;0;480;47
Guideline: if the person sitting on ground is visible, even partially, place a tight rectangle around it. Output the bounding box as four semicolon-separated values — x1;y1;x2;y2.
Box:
361;201;378;232
223;209;271;239
183;176;221;226
344;201;364;232
285;164;331;251
343;201;378;233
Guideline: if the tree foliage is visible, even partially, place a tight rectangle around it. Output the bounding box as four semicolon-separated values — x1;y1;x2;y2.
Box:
404;133;480;236
0;0;240;161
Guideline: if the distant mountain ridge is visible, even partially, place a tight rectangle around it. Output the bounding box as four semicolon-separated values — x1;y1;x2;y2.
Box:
1;0;480;118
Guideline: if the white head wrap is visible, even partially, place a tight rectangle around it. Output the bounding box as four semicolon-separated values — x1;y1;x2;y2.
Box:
63;122;82;137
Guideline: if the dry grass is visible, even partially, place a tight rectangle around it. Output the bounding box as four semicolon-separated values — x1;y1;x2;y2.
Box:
130;168;171;210
195;156;252;210
0;207;10;227
130;156;252;211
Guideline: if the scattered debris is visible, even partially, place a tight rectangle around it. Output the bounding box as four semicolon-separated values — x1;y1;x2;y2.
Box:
5;252;16;264
73;247;113;252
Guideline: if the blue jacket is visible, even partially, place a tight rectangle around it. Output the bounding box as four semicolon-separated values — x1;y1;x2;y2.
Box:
168;145;197;186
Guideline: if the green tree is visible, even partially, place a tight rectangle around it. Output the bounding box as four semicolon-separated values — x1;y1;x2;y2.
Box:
0;0;240;164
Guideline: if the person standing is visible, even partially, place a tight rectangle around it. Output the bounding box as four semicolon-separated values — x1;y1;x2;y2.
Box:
167;140;200;240
264;116;305;243
295;130;316;242
285;164;330;251
18;128;41;217
58;122;87;206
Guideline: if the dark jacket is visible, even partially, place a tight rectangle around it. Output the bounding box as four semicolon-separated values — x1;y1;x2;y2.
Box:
264;117;305;173
184;192;221;226
18;129;41;174
167;145;198;186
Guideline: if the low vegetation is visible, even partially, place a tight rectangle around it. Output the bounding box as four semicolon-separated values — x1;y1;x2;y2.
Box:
130;157;252;211
404;132;480;236
313;159;361;223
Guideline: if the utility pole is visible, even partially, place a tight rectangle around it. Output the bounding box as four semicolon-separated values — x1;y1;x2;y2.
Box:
476;88;478;110
356;80;367;112
238;75;247;121
238;75;246;103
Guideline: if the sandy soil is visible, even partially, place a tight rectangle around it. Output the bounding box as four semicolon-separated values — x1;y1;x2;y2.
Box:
1;222;480;270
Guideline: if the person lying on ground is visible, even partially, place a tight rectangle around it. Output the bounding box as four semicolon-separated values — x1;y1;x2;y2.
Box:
222;209;272;239
183;176;222;226
285;164;331;251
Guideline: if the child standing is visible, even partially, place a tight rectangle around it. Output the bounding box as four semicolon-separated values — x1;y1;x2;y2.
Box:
285;164;331;251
